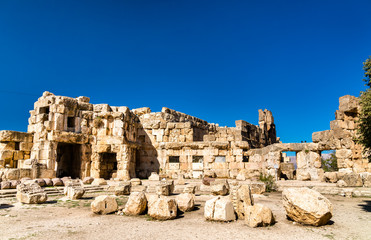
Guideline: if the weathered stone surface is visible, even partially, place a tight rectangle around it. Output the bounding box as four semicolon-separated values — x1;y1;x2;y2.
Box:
249;182;266;194
1;181;11;189
52;178;64;186
282;188;333;226
91;195;118;214
244;204;275;227
43;178;53;186
10;180;20;189
130;178;142;186
211;183;229;196
64;180;85;200
235;185;254;219
82;177;94;184
16;183;47;204
91;178;107;186
336;179;347;187
176;193;195;212
183;185;196;194
123;191;147;215
156;184;170;196
35;178;46;187
148;172;160;181
341;173;363;187
148;195;177;220
324;172;338;183
114;182;131;195
361;172;371;187
204;197;236;221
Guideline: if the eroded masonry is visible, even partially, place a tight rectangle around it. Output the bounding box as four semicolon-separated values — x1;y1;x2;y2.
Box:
0;92;369;181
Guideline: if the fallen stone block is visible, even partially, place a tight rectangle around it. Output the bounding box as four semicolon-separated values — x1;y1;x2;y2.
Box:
156;184;170;196
91;178;107;186
148;195;178;220
324;172;338;183
91;195;118;215
64;180;85;200
115;182;131;196
341;173;363;187
16;183;47;204
148;172;160;181
183;185;196;194
282;188;333;226
1;181;11;189
43;178;53;186
249;182;266;194
211;183;229;196
235;185;254;219
123;191;147;215
52;178;64;186
176;193;195;212
82;177;94;184
130;178;142;186
245;204;275;227
204;196;235;221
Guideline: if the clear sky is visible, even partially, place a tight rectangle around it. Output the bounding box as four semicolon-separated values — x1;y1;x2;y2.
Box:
0;0;370;143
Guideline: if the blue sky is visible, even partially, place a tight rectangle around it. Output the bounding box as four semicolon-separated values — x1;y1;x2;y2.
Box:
0;0;370;143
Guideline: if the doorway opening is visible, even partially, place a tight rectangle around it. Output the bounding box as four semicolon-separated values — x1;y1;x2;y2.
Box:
56;143;81;178
100;152;118;180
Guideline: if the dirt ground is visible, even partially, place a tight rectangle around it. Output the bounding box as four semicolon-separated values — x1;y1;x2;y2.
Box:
0;192;370;240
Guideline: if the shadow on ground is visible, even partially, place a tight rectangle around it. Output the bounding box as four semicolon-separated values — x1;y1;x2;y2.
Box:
358;200;371;212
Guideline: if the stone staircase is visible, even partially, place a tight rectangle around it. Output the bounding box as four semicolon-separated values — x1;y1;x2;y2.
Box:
0;185;105;199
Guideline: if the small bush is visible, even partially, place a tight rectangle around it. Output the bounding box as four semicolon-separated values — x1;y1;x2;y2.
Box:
321;151;338;172
259;174;276;192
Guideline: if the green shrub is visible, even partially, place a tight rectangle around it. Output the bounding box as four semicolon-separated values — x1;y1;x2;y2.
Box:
259;174;276;192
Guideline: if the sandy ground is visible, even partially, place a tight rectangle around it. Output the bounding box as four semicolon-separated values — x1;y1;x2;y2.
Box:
0;192;370;240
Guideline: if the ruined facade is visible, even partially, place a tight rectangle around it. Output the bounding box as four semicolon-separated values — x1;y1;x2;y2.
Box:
0;92;369;182
0;91;277;181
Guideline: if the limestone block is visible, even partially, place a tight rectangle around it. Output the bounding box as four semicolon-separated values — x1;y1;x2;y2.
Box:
148;195;177;220
204;197;236;221
211;183;229;196
148;172;160;181
183;185;196;194
1;181;11;189
35;178;46;187
64;180;85;200
16;183;47;204
249;182;266;194
130;178;142;186
176;193;195;212
52;178;64;186
82;177;94;184
5;169;20;180
123;191;147;215
156;184;170;196
91;195;118;215
336;180;347;187
361;172;371;187
43;178;53;186
336;149;352;159
341;173;363;187
324;172;338;183
235;185;254;219
10;180;20;189
339;95;359;113
91;178;107;186
282;188;333;226
244;204;275;227
115;182;131;195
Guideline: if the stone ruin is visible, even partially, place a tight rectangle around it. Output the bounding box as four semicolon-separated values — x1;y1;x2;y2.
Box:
0;92;369;183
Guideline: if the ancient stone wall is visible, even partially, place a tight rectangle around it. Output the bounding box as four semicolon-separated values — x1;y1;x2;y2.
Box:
135;107;277;179
313;95;370;173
